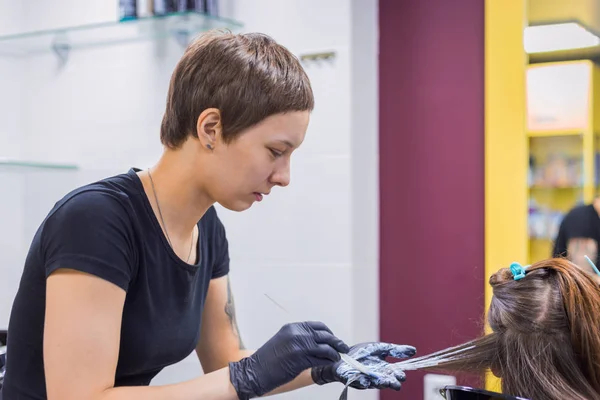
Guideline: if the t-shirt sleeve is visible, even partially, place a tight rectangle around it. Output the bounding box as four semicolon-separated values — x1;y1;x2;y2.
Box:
552;218;568;258
210;208;230;279
42;190;136;291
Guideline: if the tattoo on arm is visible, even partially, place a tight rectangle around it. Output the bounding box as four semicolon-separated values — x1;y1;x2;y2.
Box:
224;275;245;350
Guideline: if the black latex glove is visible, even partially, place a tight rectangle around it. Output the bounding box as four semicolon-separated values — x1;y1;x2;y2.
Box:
228;321;350;400
311;342;416;390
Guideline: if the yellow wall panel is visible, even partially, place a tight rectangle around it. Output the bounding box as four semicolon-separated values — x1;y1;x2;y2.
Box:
485;0;528;391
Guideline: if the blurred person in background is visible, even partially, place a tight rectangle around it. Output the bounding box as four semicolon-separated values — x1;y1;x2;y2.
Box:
552;198;600;283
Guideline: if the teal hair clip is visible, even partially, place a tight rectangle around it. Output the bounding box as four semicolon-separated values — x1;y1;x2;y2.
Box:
584;255;600;277
510;262;528;281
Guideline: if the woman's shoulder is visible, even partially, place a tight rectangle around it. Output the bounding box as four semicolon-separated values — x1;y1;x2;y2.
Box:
45;169;143;227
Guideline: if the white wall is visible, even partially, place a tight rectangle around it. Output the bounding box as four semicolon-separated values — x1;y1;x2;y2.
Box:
0;1;379;399
0;0;24;152
0;0;25;332
350;0;379;347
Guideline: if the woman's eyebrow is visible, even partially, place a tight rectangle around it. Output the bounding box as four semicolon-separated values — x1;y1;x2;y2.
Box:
275;139;295;148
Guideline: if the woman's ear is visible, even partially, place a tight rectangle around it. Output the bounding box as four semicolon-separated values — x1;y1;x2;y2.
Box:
196;108;222;150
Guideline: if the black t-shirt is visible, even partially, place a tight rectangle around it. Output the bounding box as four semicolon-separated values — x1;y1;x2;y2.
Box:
1;168;229;399
553;203;600;266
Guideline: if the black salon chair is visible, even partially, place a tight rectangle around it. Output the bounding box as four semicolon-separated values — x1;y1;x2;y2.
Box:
440;385;530;400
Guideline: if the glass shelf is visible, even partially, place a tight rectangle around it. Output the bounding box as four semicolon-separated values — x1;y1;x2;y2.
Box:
529;185;582;190
0;158;78;170
527;129;584;138
0;11;243;58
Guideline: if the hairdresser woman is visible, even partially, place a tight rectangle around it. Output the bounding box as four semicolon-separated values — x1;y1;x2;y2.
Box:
1;31;413;400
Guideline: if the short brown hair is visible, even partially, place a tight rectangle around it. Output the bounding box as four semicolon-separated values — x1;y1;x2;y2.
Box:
160;29;314;148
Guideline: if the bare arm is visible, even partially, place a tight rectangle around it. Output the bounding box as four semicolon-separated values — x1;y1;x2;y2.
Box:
196;275;246;372
44;269;238;400
196;276;316;396
566;238;599;279
566;238;597;263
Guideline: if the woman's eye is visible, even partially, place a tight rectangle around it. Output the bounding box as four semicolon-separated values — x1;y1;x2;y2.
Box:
269;148;283;158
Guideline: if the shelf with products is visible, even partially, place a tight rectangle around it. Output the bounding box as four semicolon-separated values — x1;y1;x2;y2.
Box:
0;11;243;61
527;134;585;260
526;60;600;264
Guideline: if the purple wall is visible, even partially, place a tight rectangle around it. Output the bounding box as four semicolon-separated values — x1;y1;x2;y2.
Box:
378;0;485;399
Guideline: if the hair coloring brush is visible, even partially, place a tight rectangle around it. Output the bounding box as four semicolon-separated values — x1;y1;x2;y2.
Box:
263;294;378;377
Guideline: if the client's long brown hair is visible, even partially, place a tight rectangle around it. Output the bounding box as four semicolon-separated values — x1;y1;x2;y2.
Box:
420;258;600;400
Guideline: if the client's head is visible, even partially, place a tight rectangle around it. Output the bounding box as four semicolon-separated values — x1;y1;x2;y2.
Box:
421;258;600;400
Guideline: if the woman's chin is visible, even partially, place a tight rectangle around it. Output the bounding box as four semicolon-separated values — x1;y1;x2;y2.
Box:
218;199;254;212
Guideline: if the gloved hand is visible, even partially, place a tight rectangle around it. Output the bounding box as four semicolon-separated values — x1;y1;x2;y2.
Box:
311;342;416;390
228;321;350;400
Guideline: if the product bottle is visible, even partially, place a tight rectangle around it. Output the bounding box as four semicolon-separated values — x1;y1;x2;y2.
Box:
204;0;218;16
153;0;177;15
137;0;154;18
119;0;137;20
177;0;193;11
191;0;205;12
